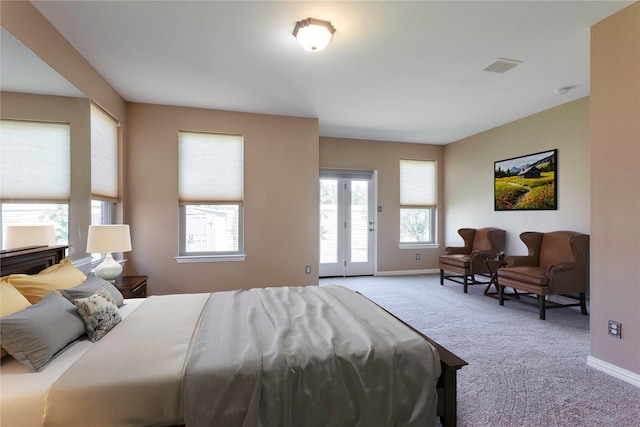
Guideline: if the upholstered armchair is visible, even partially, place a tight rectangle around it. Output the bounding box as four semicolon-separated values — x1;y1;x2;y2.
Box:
497;231;590;320
439;227;506;293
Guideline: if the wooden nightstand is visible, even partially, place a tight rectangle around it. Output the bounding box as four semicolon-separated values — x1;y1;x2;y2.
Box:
113;275;148;299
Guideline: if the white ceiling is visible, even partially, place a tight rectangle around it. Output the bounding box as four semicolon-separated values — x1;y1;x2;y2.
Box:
4;1;635;144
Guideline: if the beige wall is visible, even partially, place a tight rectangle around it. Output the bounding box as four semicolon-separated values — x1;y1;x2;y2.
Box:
126;103;319;294
444;98;591;255
590;2;640;376
320;137;444;273
0;92;91;259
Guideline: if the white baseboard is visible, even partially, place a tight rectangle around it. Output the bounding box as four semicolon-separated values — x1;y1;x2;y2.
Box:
376;268;439;276
587;356;640;388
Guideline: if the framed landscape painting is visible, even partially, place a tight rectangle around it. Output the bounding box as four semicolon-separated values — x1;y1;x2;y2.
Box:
494;149;557;211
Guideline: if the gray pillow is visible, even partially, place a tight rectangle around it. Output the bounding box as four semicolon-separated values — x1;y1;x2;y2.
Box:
0;292;86;372
60;275;124;307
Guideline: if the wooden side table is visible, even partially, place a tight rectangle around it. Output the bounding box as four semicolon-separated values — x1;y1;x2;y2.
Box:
483;259;507;299
113;275;148;299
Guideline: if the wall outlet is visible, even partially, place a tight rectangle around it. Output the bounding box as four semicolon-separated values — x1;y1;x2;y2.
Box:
415;254;420;260
305;266;311;274
608;320;622;338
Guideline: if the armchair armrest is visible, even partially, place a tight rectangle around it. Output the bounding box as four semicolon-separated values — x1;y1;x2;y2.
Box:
469;249;494;261
546;262;576;276
445;246;469;255
504;255;538;267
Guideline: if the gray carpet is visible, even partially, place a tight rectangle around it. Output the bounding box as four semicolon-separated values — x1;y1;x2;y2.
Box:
320;274;640;427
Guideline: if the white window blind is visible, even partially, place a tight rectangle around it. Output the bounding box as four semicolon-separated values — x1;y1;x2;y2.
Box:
0;119;70;201
178;131;243;203
400;159;437;207
91;104;119;201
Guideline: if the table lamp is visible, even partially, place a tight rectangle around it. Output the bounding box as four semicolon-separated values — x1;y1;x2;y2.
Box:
4;224;56;249
86;224;132;281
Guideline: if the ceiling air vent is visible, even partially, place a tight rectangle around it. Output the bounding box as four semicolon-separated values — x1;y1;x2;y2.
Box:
483;58;522;73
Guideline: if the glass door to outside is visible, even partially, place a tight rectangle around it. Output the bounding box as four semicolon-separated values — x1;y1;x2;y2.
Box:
319;173;374;277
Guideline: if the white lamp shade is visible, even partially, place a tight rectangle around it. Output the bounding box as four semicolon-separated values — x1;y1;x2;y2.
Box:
4;224;56;249
86;224;132;254
293;18;335;52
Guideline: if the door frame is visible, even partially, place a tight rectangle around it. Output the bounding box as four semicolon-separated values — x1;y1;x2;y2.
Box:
319;168;378;277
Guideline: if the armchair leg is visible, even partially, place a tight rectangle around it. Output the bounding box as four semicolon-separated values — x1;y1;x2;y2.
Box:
463;275;468;293
538;295;546;320
580;293;588;315
440;269;444;286
498;285;505;305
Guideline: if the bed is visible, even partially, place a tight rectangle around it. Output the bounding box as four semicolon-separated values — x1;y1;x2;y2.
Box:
0;245;467;426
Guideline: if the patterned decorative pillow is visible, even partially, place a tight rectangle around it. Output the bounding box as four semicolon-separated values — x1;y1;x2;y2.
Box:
74;285;122;342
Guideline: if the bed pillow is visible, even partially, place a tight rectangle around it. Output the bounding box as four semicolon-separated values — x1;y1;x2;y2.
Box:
6;259;87;304
74;285;122;342
0;281;33;358
61;275;124;307
0;292;86;372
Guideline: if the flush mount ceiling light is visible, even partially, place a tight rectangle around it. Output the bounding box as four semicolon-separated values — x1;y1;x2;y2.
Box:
293;18;335;52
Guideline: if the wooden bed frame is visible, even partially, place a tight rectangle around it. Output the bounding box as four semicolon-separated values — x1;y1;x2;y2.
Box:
0;245;467;426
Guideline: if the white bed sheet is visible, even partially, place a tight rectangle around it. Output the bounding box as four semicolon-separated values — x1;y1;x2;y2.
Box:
0;298;146;427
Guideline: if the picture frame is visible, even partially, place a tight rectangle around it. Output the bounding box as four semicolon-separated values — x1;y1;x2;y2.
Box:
494;149;557;211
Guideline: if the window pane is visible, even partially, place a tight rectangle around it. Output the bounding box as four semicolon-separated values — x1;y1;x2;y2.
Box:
184;205;239;253
400;208;433;243
91;200;113;225
1;203;68;249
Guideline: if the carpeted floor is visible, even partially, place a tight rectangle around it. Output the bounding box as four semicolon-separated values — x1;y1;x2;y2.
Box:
320;274;640;427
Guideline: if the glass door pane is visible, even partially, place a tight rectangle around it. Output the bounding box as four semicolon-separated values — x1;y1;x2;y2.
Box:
350;180;369;263
320;179;339;264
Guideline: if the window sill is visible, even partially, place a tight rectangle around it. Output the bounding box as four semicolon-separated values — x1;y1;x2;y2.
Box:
175;254;247;264
398;243;440;249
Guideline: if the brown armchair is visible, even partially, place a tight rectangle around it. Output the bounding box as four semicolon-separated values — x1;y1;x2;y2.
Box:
497;231;590;320
439;227;506;293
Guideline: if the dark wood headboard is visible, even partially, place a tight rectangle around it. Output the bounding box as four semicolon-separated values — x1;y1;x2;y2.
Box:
0;245;69;276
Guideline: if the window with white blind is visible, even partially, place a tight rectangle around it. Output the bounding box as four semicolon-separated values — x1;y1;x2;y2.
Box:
0;119;71;248
399;159;437;245
90;104;118;231
91;104;118;201
177;131;244;261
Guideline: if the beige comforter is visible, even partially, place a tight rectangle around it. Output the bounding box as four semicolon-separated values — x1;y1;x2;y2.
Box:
43;286;440;427
43;293;210;427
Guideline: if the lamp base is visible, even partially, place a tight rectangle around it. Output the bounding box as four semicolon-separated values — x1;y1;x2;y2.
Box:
94;253;123;282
